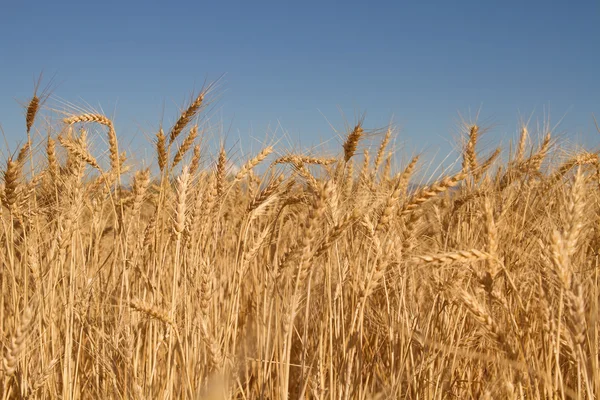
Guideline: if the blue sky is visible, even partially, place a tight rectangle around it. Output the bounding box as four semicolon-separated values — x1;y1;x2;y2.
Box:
1;0;599;170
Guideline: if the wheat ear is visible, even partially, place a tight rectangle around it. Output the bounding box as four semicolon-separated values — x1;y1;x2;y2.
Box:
173;167;190;238
25;95;40;134
275;155;337;165
63;113;119;172
515;125;528;162
189;144;201;176
130;299;173;326
2;305;36;377
411;249;493;265
343;122;364;163
58;135;101;171
2;159;22;213
172;125;199;169
169;91;205;145
400;171;466;216
462;124;479;173
373;127;392;173
216;147;227;199
234;146;273;182
155;127;168;173
46;136;59;180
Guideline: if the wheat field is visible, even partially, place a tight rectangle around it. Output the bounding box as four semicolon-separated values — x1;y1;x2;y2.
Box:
1;83;599;399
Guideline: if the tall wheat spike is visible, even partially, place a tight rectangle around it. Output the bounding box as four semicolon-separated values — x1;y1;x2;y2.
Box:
343;123;364;163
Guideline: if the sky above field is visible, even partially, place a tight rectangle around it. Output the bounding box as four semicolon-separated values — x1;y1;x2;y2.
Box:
1;0;599;171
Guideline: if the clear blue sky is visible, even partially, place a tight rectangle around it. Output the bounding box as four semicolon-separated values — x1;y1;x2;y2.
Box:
1;0;599;169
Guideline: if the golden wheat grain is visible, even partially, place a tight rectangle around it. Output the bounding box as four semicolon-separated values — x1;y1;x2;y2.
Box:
234;146;273;182
2;159;21;213
411;249;493;265
343;123;364;163
396;155;419;196
313;207;361;260
16;141;31;166
527;131;552;171
130;299;173;326
463;124;479;173
216;146;227;199
274;155;337;166
297;181;331;270
142;214;157;250
200;174;218;227
357;149;370;192
172;125;199;169
131;168;150;218
199;319;224;372
515;125;528;162
28;358;59;396
567;283;587;346
58;135;101;171
63;113;119;170
172;167;190;238
373;127;392;173
243;225;271;266
46;136;59;180
156;127;167;173
400;171;466;216
343;159;354;196
2;305;35;377
292;162;319;192
563;167;585;258
168;91;205;145
26;95;40;134
475;147;501;180
376;180;403;231
483;197;499;277
247;175;284;213
189;144;201;176
459;290;515;358
382;153;392;183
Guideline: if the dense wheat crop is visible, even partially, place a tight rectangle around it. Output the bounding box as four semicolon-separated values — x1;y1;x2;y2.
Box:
1;84;600;399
